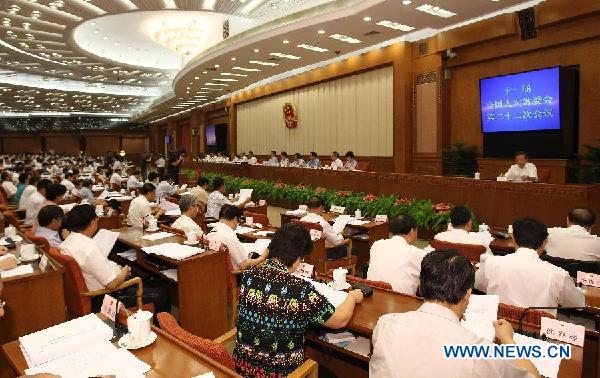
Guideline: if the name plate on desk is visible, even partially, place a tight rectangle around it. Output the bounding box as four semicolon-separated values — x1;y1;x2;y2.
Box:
295;263;314;278
330;205;345;214
100;294;122;322
375;214;388;223
309;229;323;241
577;271;600;288
540;317;585;347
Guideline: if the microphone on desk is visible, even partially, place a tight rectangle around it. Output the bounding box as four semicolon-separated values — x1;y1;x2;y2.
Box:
517;306;590;337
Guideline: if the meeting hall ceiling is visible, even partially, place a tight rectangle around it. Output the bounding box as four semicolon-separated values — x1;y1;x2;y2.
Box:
0;0;544;121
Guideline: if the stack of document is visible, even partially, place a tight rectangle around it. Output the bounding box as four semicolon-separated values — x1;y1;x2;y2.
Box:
165;209;182;216
324;331;356;347
20;314;150;378
252;230;274;237
59;203;76;213
344;336;371;357
116;250;137;262
141;243;204;260
332;215;352;234
513;333;562;378
161;268;178;282
0;264;34;278
141;232;174;241
159;200;179;212
461;295;499;342
234;189;253;206
295;275;348;307
286;209;307;216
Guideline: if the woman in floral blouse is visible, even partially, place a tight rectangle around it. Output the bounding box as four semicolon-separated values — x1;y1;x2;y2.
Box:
234;223;364;377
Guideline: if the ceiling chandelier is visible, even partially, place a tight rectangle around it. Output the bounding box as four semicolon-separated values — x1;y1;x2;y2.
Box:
152;19;205;62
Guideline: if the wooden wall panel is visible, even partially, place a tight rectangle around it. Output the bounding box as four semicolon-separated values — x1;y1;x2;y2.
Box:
2;136;41;154
122;136;147;155
85;135;120;156
45;135;80;155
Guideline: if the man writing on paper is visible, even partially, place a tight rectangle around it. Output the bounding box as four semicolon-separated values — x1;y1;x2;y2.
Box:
127;183;165;228
171;195;203;236
475;218;584;315
370;250;539;377
546;207;600;261
206;177;251;219
300;196;349;259
367;214;429;295
206;205;268;271
505;151;538;182
60;204;170;314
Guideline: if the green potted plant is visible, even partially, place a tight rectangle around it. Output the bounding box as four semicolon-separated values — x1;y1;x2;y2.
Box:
442;142;479;177
580;145;600;183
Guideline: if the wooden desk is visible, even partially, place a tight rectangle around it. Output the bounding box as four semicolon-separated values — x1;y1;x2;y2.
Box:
192;162;600;235
113;227;229;340
0;243;65;347
477;158;572;185
1;320;240;377
304;279;586;378
281;212;389;273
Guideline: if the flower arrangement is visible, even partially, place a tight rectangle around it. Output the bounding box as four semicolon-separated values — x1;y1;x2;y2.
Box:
202;172;478;232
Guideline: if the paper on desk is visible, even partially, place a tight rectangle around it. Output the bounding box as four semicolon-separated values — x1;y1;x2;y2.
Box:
98;190;110;200
332;215;352;234
93;229;119;257
25;340;150;378
470;231;494;246
141;232;174;241
116;250;137;262
295;275;348;307
142;243;204;260
513;333;562;378
348;219;369;226
193;373;216;378
242;239;271;256
235;226;255;235
0;264;34;278
20;314;113;367
253;231;273;237
161;268;178;282
345;336;371;357
159;199;179;212
206;223;218;228
165;209;182;216
180;184;188;191
285;209;307;216
461;295;499;342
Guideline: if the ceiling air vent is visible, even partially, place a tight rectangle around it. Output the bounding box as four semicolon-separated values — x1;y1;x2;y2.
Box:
364;30;381;36
418;41;429;55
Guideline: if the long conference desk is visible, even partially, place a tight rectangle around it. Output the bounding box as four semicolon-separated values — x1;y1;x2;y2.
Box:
190;162;600;233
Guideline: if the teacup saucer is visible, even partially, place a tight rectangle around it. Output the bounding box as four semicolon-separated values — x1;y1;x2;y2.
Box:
183;240;199;246
19;254;41;263
327;281;351;291
118;331;157;350
145;227;160;232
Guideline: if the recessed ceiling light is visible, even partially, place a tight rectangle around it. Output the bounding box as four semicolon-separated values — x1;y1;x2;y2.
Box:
253;48;259;53
363;16;371;22
195;76;199;79
318;29;325;34
249;60;278;66
203;71;208;74
282;39;289;44
221;72;248;77
376;20;415;31
231;57;236;61
214;64;220;68
269;52;301;60
233;66;261;72
297;44;329;53
416;4;456;18
213;78;238;82
329;34;361;44
402;0;411;5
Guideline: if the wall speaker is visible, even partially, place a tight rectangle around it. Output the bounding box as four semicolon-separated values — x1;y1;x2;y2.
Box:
517;8;537;40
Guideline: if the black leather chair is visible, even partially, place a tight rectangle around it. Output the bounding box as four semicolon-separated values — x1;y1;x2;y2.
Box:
540;252;600;277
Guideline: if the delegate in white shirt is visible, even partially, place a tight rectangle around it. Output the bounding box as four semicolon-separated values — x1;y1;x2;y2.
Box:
367;236;429;295
505;162;537;181
474;247;585;315
127;175;142;190
2;181;17;197
299;212;343;248
18;184;37;210
330;158;343;170
110;172;123;185
172;214;203;236
35;226;62;248
206;222;248;270
206;191;233;219
127;195;152;227
434;228;492;254
370;302;531;378
24;191;46;226
60;179;76;192
546;225;600;261
60;232;121;292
